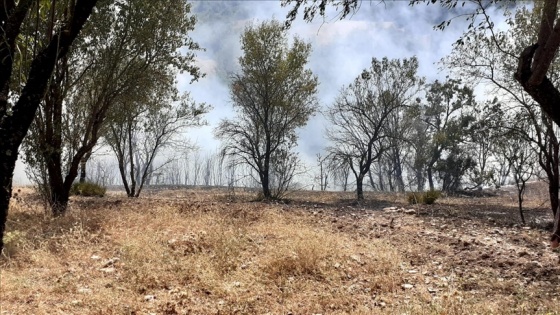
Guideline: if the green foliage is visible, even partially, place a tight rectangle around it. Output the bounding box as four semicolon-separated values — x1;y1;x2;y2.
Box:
2;230;25;258
408;190;441;205
215;20;318;199
70;182;106;197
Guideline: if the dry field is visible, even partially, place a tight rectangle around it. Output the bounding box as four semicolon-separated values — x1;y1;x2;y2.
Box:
1;185;560;314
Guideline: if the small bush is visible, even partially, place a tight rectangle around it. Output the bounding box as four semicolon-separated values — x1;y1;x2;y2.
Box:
70;182;106;197
408;190;441;205
424;190;441;204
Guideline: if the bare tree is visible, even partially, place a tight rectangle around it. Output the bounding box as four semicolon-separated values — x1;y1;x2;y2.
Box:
106;92;208;197
315;153;330;191
326;57;423;199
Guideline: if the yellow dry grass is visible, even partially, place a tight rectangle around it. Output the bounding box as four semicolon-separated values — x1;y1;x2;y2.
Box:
1;187;559;314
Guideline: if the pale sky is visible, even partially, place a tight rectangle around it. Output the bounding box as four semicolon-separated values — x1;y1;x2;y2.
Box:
177;1;508;172
13;0;512;186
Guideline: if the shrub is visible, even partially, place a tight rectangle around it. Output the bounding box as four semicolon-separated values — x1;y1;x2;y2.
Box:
407;192;423;204
70;182;106;197
423;190;441;204
408;190;441;205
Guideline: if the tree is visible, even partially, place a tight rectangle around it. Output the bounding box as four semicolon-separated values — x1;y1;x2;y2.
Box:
463;100;501;190
215;20;318;200
328;154;351;191
443;2;560;245
0;0;98;254
315;153;330;191
421;79;476;192
282;0;560;248
106;91;208;197
21;0;202;214
326;57;423;199
501;123;537;225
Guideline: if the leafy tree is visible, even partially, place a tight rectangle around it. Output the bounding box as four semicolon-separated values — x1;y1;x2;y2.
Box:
414;79;476;192
0;0;98;254
326;57;423;199
463;99;502;190
215;20;318;200
21;0;202;214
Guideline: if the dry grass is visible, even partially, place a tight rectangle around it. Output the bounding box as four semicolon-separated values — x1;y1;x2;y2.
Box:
1;186;560;314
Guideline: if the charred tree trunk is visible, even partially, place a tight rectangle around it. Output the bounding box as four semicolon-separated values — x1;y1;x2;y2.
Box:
79;150;93;184
261;170;271;199
356;173;364;200
0;150;18;254
517;185;526;225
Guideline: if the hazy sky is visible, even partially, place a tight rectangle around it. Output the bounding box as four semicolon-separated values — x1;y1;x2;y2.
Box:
13;1;509;185
176;1;506;170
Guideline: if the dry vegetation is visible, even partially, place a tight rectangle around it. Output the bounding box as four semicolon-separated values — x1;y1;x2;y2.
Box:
1;185;560;314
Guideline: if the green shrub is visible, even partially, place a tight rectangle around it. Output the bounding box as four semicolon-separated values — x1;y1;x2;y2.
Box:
423;190;441;204
407;192;423;205
407;190;441;205
70;182;106;197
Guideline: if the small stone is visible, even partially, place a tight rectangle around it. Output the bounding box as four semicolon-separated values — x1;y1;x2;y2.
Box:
99;267;116;273
402;284;414;289
144;295;156;301
101;257;120;268
350;254;362;264
78;288;92;294
383;207;399;213
90;255;101;260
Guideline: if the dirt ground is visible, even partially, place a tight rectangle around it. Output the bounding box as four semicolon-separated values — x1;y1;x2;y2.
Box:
1;184;559;314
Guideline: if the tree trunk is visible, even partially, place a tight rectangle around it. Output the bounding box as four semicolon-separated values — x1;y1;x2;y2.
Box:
427;167;435;191
0;149;18;254
356;174;364;200
516;44;560;246
342;172;348;192
80;150;93;184
261;171;271;199
46;153;69;215
517;183;526;225
80;159;87;183
416;169;424;192
50;186;71;216
368;170;377;191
